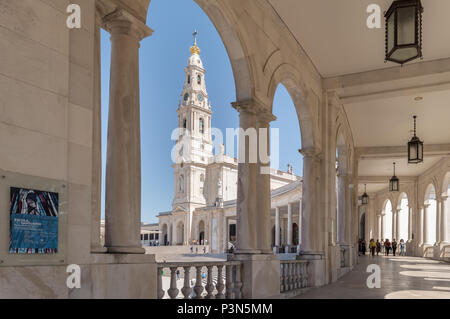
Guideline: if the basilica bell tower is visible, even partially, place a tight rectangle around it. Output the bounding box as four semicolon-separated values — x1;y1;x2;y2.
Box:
172;31;214;241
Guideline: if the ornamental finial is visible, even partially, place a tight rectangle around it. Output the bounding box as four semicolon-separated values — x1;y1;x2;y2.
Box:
190;29;200;55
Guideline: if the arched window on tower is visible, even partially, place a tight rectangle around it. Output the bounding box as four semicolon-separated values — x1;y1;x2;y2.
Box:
197;75;201;85
199;118;205;134
183;118;187;129
187;75;191;84
179;175;184;193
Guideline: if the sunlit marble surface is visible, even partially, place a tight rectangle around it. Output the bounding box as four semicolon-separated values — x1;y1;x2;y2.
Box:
295;255;450;299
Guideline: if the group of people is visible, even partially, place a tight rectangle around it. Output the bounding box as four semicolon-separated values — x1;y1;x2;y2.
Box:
359;238;406;257
190;246;207;254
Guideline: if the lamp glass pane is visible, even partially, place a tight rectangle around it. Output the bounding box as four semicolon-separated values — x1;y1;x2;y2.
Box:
409;142;418;160
418;141;423;161
397;6;416;45
390;47;418;62
388;13;395;52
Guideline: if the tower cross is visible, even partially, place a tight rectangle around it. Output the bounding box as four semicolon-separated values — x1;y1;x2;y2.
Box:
193;29;198;45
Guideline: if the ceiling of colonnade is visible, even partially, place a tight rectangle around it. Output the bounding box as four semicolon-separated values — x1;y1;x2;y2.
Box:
268;0;450;195
268;0;450;77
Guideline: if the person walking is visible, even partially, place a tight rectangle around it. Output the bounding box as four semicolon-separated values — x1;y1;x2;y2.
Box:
361;240;367;256
376;239;381;256
392;239;398;256
400;239;405;256
381;239;385;254
369;239;376;257
385;239;391;256
203;246;206;254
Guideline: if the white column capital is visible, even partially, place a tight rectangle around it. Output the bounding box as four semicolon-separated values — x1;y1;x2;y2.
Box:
103;9;153;41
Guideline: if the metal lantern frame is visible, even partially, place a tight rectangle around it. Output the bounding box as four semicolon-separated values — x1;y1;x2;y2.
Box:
385;0;423;65
361;184;369;205
408;115;424;164
389;162;400;192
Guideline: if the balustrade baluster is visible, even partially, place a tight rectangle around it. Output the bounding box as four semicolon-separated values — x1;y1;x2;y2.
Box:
205;265;214;299
157;266;164;299
225;264;233;299
181;266;192;299
167;267;179;299
194;266;204;299
233;264;242;299
215;265;225;299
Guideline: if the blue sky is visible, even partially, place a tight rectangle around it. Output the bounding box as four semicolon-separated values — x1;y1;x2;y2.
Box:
100;0;302;223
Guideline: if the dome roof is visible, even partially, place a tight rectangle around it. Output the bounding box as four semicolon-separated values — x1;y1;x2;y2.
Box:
188;53;203;68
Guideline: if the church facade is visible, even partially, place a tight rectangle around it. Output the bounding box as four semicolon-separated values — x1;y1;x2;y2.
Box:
158;37;302;253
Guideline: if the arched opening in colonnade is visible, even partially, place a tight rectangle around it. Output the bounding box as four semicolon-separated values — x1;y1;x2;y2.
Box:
359;213;366;242
97;0;250;253
424;184;437;245
162;223;168;245
397;193;409;243
383;200;393;241
176;221;185;245
270;84;305;252
336;133;348;245
441;173;450;244
198;220;205;244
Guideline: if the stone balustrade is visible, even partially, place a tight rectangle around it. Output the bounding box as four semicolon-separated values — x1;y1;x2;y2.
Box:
157;261;242;299
280;260;309;294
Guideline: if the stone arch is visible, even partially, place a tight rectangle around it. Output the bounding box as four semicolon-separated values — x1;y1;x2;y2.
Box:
194;0;253;101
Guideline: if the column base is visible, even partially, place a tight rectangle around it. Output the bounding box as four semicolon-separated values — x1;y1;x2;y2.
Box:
234;249;262;255
107;246;145;254
229;253;280;299
298;251;325;287
91;243;108;253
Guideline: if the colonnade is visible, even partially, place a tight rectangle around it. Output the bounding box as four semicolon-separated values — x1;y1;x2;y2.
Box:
273;201;302;252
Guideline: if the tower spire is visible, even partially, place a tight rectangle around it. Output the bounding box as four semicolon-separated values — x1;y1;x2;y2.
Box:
190;29;200;55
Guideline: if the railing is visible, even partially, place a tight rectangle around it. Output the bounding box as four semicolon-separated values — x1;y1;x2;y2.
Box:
157;261;242;299
280;260;309;294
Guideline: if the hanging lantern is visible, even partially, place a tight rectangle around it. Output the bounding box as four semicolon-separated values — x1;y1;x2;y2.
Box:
408;115;424;164
389;162;400;192
385;0;423;65
362;184;369;205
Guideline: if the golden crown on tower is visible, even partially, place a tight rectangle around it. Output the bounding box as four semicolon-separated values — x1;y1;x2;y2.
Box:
190;29;200;55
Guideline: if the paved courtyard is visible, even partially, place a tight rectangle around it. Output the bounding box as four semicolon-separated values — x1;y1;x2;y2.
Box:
295;255;450;299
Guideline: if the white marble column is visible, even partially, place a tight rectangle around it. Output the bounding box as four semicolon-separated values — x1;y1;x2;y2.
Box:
381;215;385;240
396;208;401;241
299;148;316;252
256;110;276;254
287;203;293;247
436;199;441;245
419;207;424;245
104;10;152;254
275;207;280;247
298;201;302;247
391;209;396;241
168;222;172;246
408;206;413;241
91;8;107;253
377;215;382;240
441;196;449;244
336;173;346;244
231;100;259;254
423;204;430;245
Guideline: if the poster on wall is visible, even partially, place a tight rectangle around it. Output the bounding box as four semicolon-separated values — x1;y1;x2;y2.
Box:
9;187;59;254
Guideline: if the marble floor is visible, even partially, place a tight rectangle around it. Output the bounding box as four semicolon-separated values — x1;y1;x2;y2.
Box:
295;255;450;299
